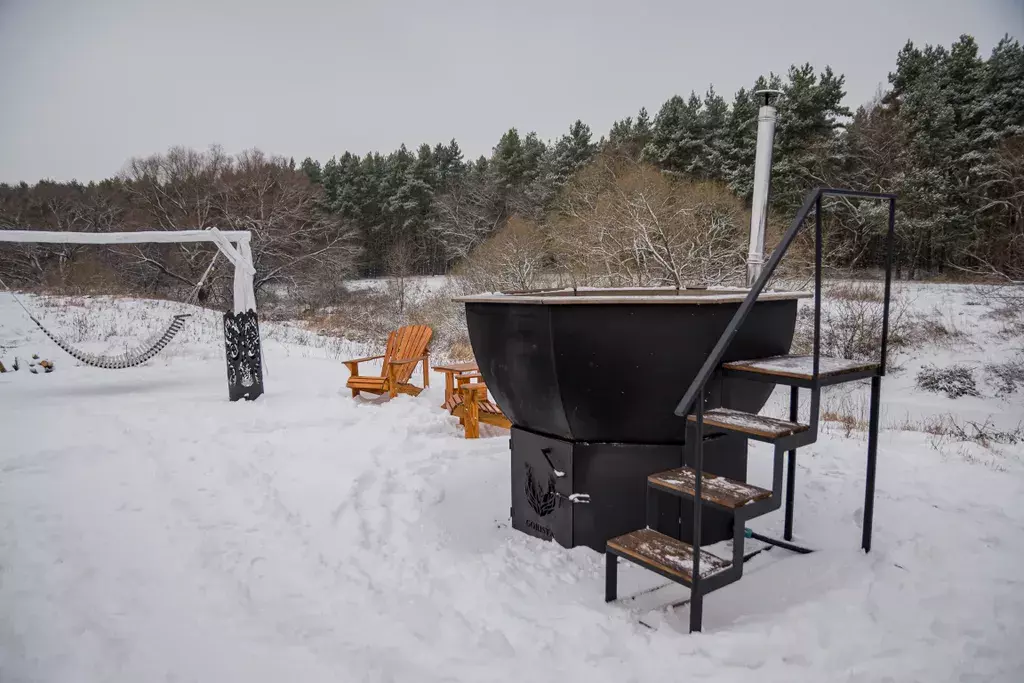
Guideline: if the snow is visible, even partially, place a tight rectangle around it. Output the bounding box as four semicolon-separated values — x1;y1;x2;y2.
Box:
2;284;1024;682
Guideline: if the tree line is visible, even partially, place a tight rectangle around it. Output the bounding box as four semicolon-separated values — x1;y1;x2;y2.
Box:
2;33;1021;301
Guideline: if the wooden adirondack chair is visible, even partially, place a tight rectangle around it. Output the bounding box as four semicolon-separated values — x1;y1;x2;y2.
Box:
344;325;432;398
443;370;511;438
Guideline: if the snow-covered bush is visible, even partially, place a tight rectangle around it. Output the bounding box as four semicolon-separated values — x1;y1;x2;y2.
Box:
916;363;980;399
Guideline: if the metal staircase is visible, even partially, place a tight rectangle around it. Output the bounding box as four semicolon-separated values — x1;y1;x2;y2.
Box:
604;187;897;633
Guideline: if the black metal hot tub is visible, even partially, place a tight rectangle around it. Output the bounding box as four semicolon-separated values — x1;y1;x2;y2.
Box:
454;287;807;552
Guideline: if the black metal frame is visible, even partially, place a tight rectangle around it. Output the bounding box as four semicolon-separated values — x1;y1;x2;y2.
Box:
669;187;896;631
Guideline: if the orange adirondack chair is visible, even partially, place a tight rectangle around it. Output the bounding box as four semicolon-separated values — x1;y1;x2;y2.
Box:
444;370;511;438
344;325;432;398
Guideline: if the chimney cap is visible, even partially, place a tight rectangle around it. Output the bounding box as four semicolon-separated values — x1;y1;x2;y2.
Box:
754;89;783;106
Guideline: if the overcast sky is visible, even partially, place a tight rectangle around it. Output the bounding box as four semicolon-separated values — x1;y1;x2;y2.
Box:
1;0;1021;183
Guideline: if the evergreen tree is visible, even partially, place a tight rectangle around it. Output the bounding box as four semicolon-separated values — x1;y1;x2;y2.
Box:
433;139;465;186
548;120;595;187
723;86;761;199
300;157;322;184
771;65;851;211
491;128;527;194
520;132;547;186
643;93;701;174
974;36;1024;146
634;108;652;147
607;107;652;158
686;87;730;181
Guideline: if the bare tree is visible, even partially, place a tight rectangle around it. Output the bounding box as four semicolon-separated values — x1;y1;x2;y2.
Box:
551;153;747;288
386;238;415;314
221;149;360;299
428;177;502;264
455;216;547;293
117;145;232;293
962;136;1024;282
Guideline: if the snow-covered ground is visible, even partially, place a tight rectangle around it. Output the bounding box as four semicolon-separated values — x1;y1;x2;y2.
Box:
1;285;1022;683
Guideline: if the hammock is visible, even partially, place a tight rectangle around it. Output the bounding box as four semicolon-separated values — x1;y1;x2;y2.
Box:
27;312;191;369
0;246;221;370
1;278;193;370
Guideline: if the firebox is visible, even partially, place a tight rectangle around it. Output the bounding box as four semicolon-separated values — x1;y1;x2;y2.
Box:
510;426;749;551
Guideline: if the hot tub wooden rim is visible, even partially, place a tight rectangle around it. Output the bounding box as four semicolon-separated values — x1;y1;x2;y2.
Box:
453;289;811;305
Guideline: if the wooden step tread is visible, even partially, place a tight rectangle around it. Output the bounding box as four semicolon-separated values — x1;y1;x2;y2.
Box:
649;467;771;509
688;408;809;439
722;354;879;380
607;528;731;583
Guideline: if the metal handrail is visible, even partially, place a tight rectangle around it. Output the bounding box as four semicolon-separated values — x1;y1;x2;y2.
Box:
674;186;897;417
682;187;896;630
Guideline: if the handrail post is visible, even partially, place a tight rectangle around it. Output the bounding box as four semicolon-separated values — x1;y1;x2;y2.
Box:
813;194;822;381
880;198;896;375
689;384;704;633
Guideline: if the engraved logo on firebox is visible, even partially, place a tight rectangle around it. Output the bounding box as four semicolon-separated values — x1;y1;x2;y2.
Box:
525;462;557;517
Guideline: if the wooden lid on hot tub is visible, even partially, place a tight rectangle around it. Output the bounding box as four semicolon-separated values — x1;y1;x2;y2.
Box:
453;287;812;305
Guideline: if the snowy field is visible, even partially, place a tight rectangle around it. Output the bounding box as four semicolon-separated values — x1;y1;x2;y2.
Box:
1;284;1023;682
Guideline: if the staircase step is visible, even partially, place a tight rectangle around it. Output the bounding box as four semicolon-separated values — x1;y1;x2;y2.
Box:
723;354;879;383
649;467;771;509
688;408;809;440
607;528;731;585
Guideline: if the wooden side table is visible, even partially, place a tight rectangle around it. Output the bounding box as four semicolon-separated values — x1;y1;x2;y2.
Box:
432;361;479;408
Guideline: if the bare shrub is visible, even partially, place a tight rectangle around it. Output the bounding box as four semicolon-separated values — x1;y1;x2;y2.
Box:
822;410;863;437
941;418;1023;447
294;277;472;362
790;284;971;362
828;281;885;302
455;216;547;293
892;414;1022;466
549;153;748;288
791;283;913;360
301;289;404;345
986;359;1024;396
407;282;472;361
977;285;1024;338
916;363;980;398
911;312;967;346
902;414;1024;448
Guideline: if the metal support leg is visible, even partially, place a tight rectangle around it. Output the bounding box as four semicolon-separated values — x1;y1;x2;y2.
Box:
863;375;882;552
605;553;617;602
689;392;704;634
646;486;656;530
689;590;703;633
785;386;798;541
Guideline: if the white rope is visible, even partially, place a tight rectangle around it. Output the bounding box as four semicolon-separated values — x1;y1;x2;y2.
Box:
187;250;220;305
